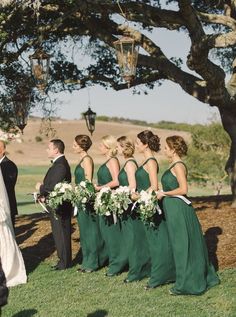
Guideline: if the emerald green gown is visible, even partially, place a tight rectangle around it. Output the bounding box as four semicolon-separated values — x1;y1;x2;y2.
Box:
97;157;126;275
74;155;107;271
161;161;220;295
132;157;175;286
118;159;138;272
124;158;152;282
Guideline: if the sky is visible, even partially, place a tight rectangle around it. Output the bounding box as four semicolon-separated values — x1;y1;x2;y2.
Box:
33;24;221;125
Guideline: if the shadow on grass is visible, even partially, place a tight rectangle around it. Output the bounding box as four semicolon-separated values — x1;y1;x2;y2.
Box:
204;226;222;271
15;213;55;274
17;201;36;206
87;309;108;317
12;309;38;316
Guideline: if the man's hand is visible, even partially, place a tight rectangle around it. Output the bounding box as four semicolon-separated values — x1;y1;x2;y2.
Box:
37;196;46;203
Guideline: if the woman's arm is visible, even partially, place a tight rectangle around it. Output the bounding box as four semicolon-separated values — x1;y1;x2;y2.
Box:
145;159;159;192
82;157;93;181
125;161;137;191
96;158;119;190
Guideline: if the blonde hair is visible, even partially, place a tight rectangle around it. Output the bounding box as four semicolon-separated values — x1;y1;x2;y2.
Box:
102;135;118;157
117;136;135;158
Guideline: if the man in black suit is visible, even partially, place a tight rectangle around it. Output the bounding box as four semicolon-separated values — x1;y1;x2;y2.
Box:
36;139;72;270
0;140;18;230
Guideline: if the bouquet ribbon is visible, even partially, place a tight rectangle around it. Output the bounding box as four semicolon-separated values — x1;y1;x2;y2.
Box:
169;195;191;205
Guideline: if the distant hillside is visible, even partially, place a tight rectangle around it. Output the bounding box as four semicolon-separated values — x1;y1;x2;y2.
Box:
96;115;204;132
5;118;190;166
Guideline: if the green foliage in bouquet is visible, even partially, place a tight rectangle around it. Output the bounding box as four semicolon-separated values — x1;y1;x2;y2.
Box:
47;182;73;210
110;186;132;216
135;190;159;226
72;180;96;211
94;187;113;216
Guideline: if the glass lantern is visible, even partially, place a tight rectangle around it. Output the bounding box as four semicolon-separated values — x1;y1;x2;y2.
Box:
29;48;51;92
12;92;31;133
114;36;139;87
83;107;96;135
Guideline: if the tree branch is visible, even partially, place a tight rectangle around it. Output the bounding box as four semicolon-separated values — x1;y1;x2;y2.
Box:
197;10;236;30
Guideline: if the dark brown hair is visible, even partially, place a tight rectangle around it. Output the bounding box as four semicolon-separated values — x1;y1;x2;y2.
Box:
50;139;65;154
137;130;160;152
166;135;188;157
75;135;92;151
117;136;135;158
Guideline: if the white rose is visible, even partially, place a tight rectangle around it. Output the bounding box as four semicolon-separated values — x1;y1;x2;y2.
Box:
80;181;86;188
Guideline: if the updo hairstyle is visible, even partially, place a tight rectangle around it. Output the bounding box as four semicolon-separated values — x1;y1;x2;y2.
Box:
137;130;160;152
117;136;135;158
166;135;188;157
102;135;118;157
75;135;92;151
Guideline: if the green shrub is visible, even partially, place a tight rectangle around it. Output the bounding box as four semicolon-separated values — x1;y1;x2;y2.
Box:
35;135;43;142
186;123;230;185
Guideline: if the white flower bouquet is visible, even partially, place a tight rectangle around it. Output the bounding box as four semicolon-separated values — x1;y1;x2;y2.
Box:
47;182;73;211
111;186;132;216
72;180;96;211
135;190;161;225
94;187;113;216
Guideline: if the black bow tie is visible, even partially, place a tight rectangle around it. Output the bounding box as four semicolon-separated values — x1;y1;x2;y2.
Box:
50;160;54;164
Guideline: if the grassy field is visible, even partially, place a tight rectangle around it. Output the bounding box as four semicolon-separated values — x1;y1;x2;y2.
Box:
3;261;236;317
16;164;231;215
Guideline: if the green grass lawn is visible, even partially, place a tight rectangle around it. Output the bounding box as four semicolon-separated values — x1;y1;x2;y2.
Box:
3;263;236;317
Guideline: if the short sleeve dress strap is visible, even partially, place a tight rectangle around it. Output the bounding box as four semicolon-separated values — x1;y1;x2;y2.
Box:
123;159;138;169
169;161;188;175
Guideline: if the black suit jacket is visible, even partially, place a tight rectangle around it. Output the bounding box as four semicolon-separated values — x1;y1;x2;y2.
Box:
0;156;18;216
40;155;72;214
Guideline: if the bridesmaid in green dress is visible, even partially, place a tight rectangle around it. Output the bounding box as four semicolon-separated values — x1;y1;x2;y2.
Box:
157;135;220;295
117;136;138;274
126;130;174;287
95;135;122;276
73;135;106;272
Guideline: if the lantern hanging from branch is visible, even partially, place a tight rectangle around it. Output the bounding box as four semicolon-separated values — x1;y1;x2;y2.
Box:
83;107;96;135
114;35;139;88
29;48;51;92
12;92;31;134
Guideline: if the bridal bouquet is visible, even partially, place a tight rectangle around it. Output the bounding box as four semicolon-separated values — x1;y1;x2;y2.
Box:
47;182;73;210
94;187;113;216
72;180;96;211
135;190;161;225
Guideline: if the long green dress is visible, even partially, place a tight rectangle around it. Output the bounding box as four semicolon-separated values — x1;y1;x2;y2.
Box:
97;157;126;275
124;158;152;282
161;161;220;295
75;155;107;270
118;159;138;271
133;157;175;286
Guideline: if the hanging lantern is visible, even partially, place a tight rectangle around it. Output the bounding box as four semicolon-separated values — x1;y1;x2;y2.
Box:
29;48;51;92
83;107;96;135
114;36;139;88
12;92;31;134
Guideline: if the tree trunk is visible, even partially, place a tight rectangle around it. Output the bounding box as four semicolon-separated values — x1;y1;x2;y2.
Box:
220;107;236;206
